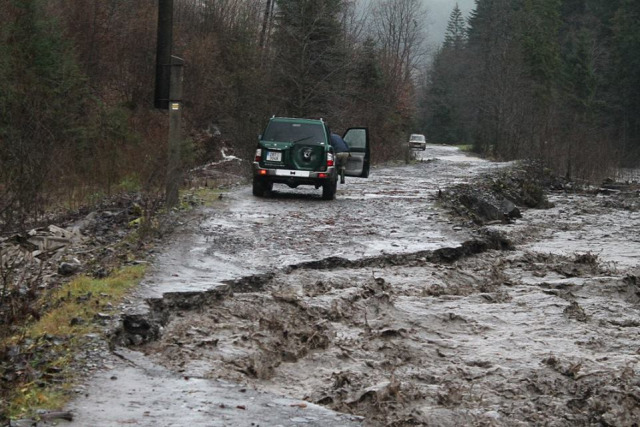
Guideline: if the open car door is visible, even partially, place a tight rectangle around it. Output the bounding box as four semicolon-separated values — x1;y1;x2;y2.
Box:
342;127;370;178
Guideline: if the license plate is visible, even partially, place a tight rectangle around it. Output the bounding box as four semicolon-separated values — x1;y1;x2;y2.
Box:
266;151;282;162
275;169;310;177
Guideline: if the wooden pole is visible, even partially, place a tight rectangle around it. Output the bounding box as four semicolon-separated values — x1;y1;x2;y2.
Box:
155;0;173;110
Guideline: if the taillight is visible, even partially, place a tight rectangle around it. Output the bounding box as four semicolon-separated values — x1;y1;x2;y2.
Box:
327;152;334;167
255;148;262;162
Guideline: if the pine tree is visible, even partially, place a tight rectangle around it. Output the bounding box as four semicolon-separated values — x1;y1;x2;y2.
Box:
421;0;638;176
272;0;345;117
562;24;600;113
349;37;388;140
421;4;469;144
444;4;467;49
465;0;529;156
612;0;640;157
0;0;90;229
520;0;562;93
355;37;384;93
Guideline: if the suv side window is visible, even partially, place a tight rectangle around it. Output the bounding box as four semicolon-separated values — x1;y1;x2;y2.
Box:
344;128;367;150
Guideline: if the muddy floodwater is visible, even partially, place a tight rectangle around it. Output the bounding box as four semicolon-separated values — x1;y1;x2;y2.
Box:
65;146;640;426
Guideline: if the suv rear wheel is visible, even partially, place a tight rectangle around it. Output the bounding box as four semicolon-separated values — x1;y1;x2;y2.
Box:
252;178;272;197
321;179;337;200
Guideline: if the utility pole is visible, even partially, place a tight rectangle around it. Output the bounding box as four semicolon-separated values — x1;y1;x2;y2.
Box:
155;0;183;208
155;0;172;110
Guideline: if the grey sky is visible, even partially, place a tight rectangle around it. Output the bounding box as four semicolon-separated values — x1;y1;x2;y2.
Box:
423;0;476;46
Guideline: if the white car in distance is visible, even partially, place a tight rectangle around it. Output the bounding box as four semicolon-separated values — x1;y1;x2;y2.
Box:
409;133;426;151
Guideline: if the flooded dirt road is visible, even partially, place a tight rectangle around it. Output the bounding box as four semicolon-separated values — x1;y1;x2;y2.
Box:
64;146;640;426
134;145;499;299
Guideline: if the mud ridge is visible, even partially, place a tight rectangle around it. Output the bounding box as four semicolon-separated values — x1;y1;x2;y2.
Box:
137;246;640;426
113;233;512;348
288;232;512;272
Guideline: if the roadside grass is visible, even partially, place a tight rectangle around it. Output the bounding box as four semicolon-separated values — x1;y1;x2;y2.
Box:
185;187;225;208
455;144;474;153
5;265;146;420
30;266;146;338
3;185;220;421
117;187;224;242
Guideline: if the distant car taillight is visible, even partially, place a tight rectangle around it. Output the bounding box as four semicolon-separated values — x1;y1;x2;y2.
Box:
327;152;334;167
255;148;262;162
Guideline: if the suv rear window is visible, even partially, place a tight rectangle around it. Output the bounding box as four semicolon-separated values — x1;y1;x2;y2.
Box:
263;122;326;144
410;134;425;142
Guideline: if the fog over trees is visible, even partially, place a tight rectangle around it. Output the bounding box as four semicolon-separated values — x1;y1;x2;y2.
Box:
1;0;638;230
421;0;640;181
423;0;475;45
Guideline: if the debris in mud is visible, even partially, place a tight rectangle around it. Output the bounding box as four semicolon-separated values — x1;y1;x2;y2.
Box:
58;260;81;276
186;146;248;189
563;301;589;322
9;410;74;425
599;178;640;203
542;355;583;378
348;377;403;406
436;382;466;407
551;252;609;278
458;192;521;223
129;240;640;426
439;161;554;225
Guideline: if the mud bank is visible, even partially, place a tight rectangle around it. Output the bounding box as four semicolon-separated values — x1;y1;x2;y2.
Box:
136;245;640;426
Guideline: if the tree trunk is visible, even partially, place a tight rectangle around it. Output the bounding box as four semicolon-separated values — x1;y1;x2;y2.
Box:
259;0;272;49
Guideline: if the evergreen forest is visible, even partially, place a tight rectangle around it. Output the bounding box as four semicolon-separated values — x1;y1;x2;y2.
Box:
422;0;640;180
1;0;639;230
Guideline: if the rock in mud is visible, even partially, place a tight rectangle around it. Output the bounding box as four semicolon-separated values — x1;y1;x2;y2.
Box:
445;187;524;225
440;161;556;225
92;266;109;278
70;317;86;326
58;261;81;276
120;314;163;345
563;301;589;322
500;198;521;219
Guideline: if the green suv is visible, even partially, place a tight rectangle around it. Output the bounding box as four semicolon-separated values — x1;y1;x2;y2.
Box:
252;117;370;200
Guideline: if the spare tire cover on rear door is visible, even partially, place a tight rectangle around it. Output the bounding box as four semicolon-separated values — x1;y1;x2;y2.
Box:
291;144;324;171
